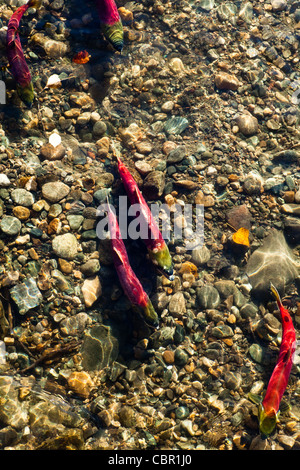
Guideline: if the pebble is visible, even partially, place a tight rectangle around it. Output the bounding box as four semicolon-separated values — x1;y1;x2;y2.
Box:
42;182;70;203
191;245;211;266
80;259;100;276
245;230;299;298
10;277;43;315
167;146;186;164
277;435;295;450
271;0;287;12
81;276;102;307
243;172;263;195
226;204;252;230
215;72;240;91
174;348;189;366
168;57;185;74
0;216;21;236
0;174;10;187
196;285;221;309
12;206;30;221
67;371;94;399
168;292;186;316
92;121;107;137
135;140;152;155
52;233;78;260
224;371;242;390
235;113;258;136
142;171;165;199
162;350;175;364
164;117;189;135
11;188;34;207
134;161;152;176
81;325;118;371
40;143;66;161
119;406;136;428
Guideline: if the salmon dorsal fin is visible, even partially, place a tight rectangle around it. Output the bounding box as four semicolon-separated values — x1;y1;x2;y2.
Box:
112;246;124;263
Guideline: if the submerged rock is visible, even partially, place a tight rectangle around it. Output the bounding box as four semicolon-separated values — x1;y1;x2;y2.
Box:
245;230;300;298
164;117;189;135
81;276;102;307
10;277;43;315
52;233;78;260
81;325;119;371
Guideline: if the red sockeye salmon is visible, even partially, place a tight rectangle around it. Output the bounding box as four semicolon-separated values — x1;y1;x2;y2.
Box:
106;200;159;327
6;0;41;107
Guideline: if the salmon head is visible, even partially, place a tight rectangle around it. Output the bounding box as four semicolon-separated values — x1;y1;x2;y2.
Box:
149;245;174;281
258;404;279;437
141;301;159;327
17;82;34;108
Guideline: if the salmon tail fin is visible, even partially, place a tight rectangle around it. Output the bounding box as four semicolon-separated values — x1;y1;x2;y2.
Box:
270;282;283;308
111;140;122;166
28;0;42;9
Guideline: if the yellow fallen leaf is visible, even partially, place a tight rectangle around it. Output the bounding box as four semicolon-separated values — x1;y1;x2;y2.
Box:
179;261;198;278
232;227;250;247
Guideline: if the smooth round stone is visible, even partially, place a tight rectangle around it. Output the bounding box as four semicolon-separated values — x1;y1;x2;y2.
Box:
196;285;220;309
92;121;107;136
80;259;100;276
67;215;84;230
214;280;236;298
243;173;263;195
77;112;91;126
238;2;253;22
161;101;174;113
135;140;152;155
168;292;186;316
198;0;214;11
0;215;21;236
0;174;10;187
52;233;78;260
167;146;186;164
249;343;266;364
42;181;70;203
162;349;175;364
40;143;66;161
175;406;190;420
12;206;30;220
48;203;62;219
215;72;240;91
210;324;234;338
271;0;286;11
11;188;34;207
235;114;258;136
191;245;211;266
168;57;185;74
245;230;299;298
240;302;258;319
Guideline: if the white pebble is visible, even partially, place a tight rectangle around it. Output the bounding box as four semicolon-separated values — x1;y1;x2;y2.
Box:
0;174;10;187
